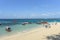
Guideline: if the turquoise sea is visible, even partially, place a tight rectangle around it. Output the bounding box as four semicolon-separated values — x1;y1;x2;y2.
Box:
0;19;60;37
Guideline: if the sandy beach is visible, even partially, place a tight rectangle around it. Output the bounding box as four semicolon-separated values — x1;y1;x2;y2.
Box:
0;22;60;40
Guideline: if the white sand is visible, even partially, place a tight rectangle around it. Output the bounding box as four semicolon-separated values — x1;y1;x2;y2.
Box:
0;22;60;40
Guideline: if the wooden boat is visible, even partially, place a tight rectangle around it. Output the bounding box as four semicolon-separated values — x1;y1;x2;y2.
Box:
40;22;48;24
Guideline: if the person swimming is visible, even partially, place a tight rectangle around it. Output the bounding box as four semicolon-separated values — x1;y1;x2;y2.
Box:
5;26;11;32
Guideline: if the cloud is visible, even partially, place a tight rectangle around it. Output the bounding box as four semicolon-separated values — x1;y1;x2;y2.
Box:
41;14;49;16
28;13;51;18
11;12;60;18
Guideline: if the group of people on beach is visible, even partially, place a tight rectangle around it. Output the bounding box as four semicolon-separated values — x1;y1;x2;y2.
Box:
42;22;57;28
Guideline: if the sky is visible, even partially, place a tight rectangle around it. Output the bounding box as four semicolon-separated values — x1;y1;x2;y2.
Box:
0;0;60;19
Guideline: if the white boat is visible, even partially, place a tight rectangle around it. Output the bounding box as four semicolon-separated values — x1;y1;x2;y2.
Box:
22;22;29;25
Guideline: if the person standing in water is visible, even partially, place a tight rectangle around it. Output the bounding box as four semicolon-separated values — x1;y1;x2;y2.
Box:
5;26;11;32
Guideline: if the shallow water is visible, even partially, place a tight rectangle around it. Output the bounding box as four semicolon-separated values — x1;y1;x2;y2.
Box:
0;19;59;37
0;23;41;37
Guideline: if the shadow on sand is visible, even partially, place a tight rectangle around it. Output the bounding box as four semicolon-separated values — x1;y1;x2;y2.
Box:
46;34;60;40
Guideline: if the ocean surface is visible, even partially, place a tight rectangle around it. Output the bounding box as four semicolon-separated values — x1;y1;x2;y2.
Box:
0;19;60;37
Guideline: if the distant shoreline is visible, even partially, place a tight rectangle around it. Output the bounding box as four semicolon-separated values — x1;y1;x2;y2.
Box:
0;18;60;19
